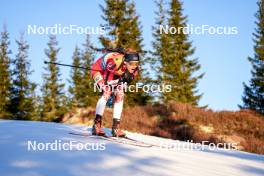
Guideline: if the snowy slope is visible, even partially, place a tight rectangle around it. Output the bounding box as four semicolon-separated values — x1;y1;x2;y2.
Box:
0;120;263;176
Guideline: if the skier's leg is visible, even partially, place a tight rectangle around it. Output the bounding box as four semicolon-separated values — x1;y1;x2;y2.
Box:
95;87;112;116
112;84;125;137
93;73;111;116
92;73;112;135
113;86;124;120
92;87;112;135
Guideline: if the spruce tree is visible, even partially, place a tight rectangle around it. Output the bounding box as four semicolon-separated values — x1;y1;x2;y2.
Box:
241;0;264;115
99;0;149;106
153;0;203;105
10;34;36;120
69;35;96;109
99;0;127;49
150;0;170;101
81;35;97;106
41;35;66;121
30;87;41;121
0;26;12;119
69;46;83;108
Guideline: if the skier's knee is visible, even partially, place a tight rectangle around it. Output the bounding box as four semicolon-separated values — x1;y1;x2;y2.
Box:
115;93;124;103
102;89;112;101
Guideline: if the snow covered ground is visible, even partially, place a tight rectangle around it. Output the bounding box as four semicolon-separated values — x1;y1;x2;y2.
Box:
0;120;263;176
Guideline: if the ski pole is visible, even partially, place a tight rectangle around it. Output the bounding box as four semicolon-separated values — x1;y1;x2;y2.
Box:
44;61;101;71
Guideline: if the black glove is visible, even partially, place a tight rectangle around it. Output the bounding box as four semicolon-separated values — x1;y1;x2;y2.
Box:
120;69;134;84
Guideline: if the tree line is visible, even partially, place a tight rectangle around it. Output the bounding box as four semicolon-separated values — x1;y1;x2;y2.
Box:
0;0;263;122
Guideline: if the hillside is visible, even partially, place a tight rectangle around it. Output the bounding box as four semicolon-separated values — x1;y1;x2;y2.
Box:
62;101;264;154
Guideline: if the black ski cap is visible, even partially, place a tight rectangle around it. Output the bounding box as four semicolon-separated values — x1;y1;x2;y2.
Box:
124;53;140;62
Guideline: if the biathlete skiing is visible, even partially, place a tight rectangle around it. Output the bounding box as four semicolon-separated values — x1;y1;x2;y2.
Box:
91;48;140;137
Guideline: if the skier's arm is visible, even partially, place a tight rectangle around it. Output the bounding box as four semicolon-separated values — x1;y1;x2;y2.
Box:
132;66;140;77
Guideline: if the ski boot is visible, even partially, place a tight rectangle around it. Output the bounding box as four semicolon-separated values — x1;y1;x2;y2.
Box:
92;114;106;136
112;118;126;137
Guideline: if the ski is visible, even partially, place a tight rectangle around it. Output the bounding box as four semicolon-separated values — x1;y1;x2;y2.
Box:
69;131;155;148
